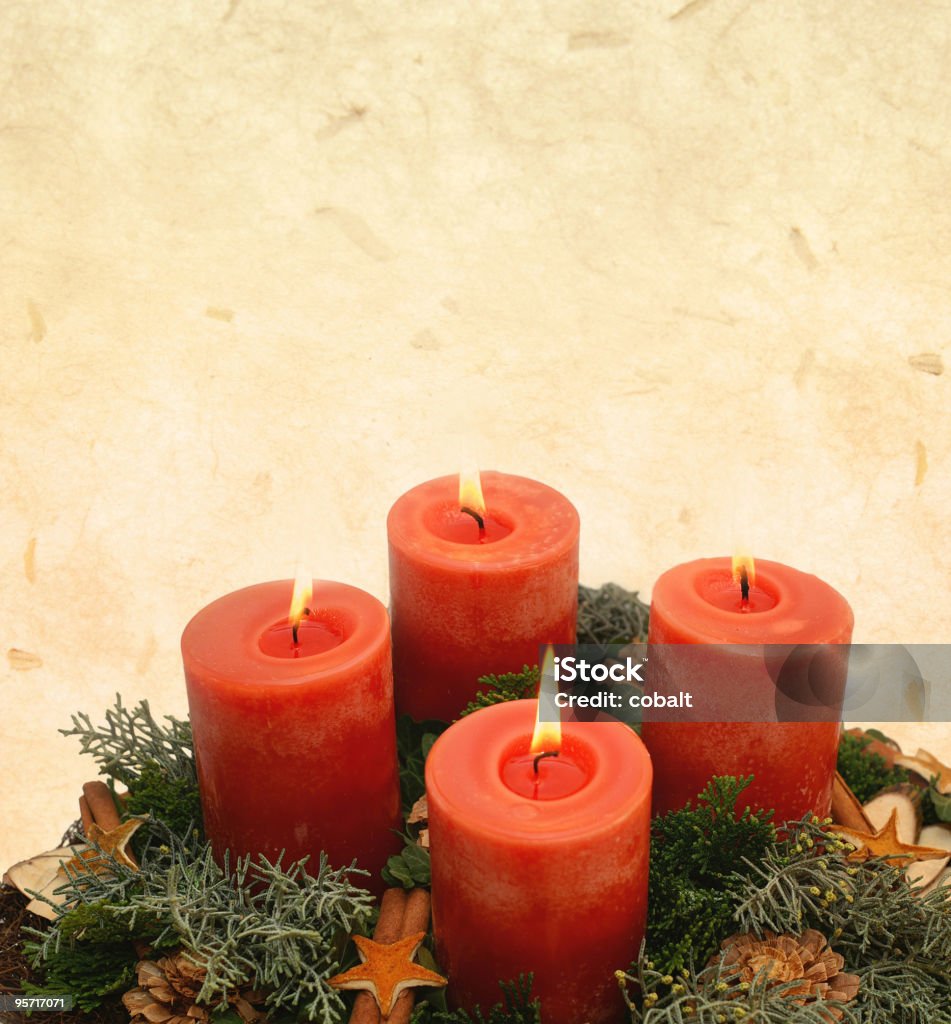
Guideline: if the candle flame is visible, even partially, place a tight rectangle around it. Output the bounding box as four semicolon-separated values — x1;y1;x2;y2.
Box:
732;551;756;589
530;646;561;754
289;567;313;628
458;467;487;519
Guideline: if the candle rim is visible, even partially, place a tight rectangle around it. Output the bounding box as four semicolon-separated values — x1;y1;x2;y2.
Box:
387;471;580;570
425;699;653;843
649;557;854;644
182;578;391;683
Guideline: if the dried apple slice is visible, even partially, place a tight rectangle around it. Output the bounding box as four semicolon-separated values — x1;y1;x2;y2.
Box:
907;854;951;892
919;865;951;897
863;785;923;844
894;749;951;794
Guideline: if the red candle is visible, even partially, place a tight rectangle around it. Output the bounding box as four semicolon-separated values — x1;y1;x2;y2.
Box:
641;556;853;821
388;472;579;722
182;578;402;890
426;700;651;1024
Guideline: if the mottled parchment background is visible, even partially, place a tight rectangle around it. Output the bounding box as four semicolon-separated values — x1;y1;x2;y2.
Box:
2;0;949;869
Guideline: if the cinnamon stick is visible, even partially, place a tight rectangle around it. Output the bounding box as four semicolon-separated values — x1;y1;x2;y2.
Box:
401;888;431;935
347;888;436;1024
382;889;435;1024
79;795;94;834
375;887;410;942
82;781;121;830
349;889;410;1024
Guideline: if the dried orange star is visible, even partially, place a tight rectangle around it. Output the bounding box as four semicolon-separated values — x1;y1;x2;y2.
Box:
63;817;144;875
328;932;447;1017
835;808;949;867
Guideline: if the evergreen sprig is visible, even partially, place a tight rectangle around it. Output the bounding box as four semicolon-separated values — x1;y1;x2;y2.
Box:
458;667;539;719
646;777;776;975
22;939;137;1012
836;730;941;826
836;731;910;804
732;819;951;1024
26;823;375;1019
124;760;203;837
61;694;195;787
412;975;540;1024
62;695;203;840
619;955;861;1023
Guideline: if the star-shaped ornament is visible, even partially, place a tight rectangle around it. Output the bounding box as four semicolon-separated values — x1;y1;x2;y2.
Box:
328;932;447;1017
835;808;950;866
63;817;145;875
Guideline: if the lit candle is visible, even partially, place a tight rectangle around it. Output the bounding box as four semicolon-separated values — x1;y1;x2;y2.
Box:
426;694;651;1024
388;471;579;722
182;577;402;890
641;556;853;821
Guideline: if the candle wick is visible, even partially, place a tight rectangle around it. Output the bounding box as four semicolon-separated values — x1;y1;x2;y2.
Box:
739;567;750;603
460;505;486;536
533;749;559;775
291;607;313;646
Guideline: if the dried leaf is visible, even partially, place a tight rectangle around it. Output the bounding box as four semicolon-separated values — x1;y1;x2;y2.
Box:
831;773;872;832
3;845;77;920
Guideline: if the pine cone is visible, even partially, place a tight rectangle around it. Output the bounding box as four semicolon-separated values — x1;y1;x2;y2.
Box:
122;954;209;1024
710;930;860;1021
122;952;266;1024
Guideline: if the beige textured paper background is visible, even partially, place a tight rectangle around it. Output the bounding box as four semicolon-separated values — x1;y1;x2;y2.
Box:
1;1;949;870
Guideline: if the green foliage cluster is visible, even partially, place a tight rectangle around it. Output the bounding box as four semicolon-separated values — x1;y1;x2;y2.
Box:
620;957;859;1023
396;715;446;810
411;975;540;1024
383;839;431;889
836;731;910;803
54;899;168;947
458;666;540;719
62;695;203;839
836;730;941;825
22;939;137;1012
62;695;195;788
625;810;951;1023
386;664;542;890
646;777;776;975
733;818;951;1024
124;760;204;837
26;824;375;1019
